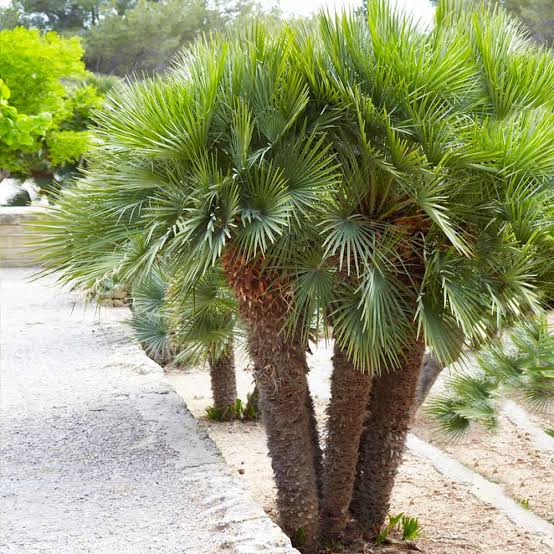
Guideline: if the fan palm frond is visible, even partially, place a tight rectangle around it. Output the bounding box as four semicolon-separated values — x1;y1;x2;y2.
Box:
428;315;554;440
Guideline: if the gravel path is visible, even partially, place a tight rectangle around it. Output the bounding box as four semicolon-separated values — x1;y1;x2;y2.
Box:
0;268;295;554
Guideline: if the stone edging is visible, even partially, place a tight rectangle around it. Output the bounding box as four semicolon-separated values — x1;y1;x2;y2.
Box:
0;206;44;267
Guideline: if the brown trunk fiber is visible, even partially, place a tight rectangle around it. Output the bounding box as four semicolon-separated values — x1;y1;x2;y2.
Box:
350;340;426;533
223;253;320;553
306;388;324;499
208;345;237;420
320;342;372;542
252;366;323;490
252;352;320;553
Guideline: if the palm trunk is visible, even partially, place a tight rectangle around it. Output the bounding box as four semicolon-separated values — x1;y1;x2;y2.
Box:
208;344;237;420
320;342;372;542
223;253;320;554
249;326;320;553
413;352;444;411
350;340;426;533
251;363;322;490
306;388;323;499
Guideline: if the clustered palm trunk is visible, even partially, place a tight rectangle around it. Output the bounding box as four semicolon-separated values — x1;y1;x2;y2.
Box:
320;343;372;542
222;252;321;551
208;345;238;419
351;340;427;531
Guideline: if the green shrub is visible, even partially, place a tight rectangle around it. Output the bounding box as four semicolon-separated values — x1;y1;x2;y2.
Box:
428;315;554;440
0;79;52;173
46;130;90;167
0;27;102;183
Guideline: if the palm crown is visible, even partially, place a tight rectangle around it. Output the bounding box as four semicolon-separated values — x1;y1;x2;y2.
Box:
36;0;554;373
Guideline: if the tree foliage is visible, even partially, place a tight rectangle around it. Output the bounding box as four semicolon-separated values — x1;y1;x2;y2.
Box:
125;262;239;367
0;27;103;175
35;0;554;374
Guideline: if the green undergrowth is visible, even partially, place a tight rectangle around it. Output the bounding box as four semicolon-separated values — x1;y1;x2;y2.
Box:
205;393;258;422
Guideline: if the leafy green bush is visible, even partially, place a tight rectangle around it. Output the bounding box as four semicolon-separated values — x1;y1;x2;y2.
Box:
46;130;91;167
0;27;85;114
0;79;52;172
0;27;103;183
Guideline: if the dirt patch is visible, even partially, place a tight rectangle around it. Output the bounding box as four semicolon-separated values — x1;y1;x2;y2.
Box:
413;410;554;523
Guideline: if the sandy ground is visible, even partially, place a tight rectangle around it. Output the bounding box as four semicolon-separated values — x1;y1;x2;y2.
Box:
166;341;553;553
413;410;554;523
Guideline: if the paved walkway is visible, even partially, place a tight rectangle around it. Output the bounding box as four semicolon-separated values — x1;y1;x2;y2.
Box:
0;268;295;554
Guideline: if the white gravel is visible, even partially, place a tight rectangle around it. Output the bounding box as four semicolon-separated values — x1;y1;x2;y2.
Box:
0;268;296;554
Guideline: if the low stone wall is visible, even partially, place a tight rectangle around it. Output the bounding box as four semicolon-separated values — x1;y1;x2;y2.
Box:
0;207;43;267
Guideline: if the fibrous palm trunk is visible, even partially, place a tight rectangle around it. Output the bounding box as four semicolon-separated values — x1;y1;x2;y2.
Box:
350;340;426;533
320;342;372;542
223;253;320;554
208;344;237;420
307;390;324;499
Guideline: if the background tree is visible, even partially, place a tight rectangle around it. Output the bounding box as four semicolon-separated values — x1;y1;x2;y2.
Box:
0;79;52;174
0;0;136;32
503;0;554;47
82;0;214;75
0;27;103;182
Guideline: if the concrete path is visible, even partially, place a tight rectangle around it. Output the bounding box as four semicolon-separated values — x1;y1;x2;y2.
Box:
0;268;295;554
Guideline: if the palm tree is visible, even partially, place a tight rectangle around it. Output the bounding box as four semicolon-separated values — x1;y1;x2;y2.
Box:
35;29;338;552
129;263;241;417
33;2;554;550
294;0;554;534
167;267;240;419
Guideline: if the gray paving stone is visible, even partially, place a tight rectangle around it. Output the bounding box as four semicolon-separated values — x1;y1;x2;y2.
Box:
0;268;296;554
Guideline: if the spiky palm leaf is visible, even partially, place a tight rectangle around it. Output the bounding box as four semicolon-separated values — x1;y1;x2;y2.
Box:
32;0;554;376
167;266;240;365
123;260;240;369
129;266;174;365
428;314;554;440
